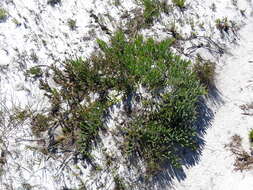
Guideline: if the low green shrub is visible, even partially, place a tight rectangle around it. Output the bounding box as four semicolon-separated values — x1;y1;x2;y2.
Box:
25;31;206;174
95;32;205;170
25;67;43;79
12;108;31;122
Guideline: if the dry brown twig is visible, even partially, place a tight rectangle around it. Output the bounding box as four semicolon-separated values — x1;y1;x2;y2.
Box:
226;134;253;171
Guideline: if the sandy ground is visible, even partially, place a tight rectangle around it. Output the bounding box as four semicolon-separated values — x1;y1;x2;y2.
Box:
0;0;253;189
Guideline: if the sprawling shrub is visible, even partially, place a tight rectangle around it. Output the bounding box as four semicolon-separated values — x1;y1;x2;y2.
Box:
26;31;205;174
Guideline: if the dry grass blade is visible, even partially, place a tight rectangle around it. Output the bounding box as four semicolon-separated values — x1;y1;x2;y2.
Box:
226;134;253;171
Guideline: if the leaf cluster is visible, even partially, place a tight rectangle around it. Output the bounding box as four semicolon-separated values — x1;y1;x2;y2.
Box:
95;32;175;92
25;67;43;79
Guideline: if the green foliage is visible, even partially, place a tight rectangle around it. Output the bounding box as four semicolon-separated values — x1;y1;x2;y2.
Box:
172;0;186;8
193;55;216;90
139;0;172;25
140;0;161;24
25;67;43;79
95;31;176;92
0;8;8;22
38;59;108;158
67;19;77;30
22;183;33;190
114;0;121;6
94;31;205;171
26;31;205;174
249;129;253;143
124;53;205;171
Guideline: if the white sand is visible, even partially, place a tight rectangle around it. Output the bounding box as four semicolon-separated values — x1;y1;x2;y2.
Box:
0;0;253;189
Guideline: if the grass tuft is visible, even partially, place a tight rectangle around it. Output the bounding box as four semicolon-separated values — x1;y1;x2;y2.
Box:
193;54;216;90
0;8;8;22
25;67;43;79
172;0;186;9
67;19;77;30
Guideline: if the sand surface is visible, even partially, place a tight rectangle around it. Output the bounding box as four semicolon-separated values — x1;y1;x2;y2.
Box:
0;0;253;189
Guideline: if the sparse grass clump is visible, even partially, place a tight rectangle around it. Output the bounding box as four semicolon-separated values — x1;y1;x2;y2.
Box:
67;19;77;30
249;129;253;143
215;17;230;33
25;67;43;79
0;8;8;22
193;55;216;90
172;0;186;9
140;0;161;24
31;113;51;137
139;0;172;25
11;108;31;122
30;52;39;63
25;31;206;174
113;175;126;190
226;134;253;171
